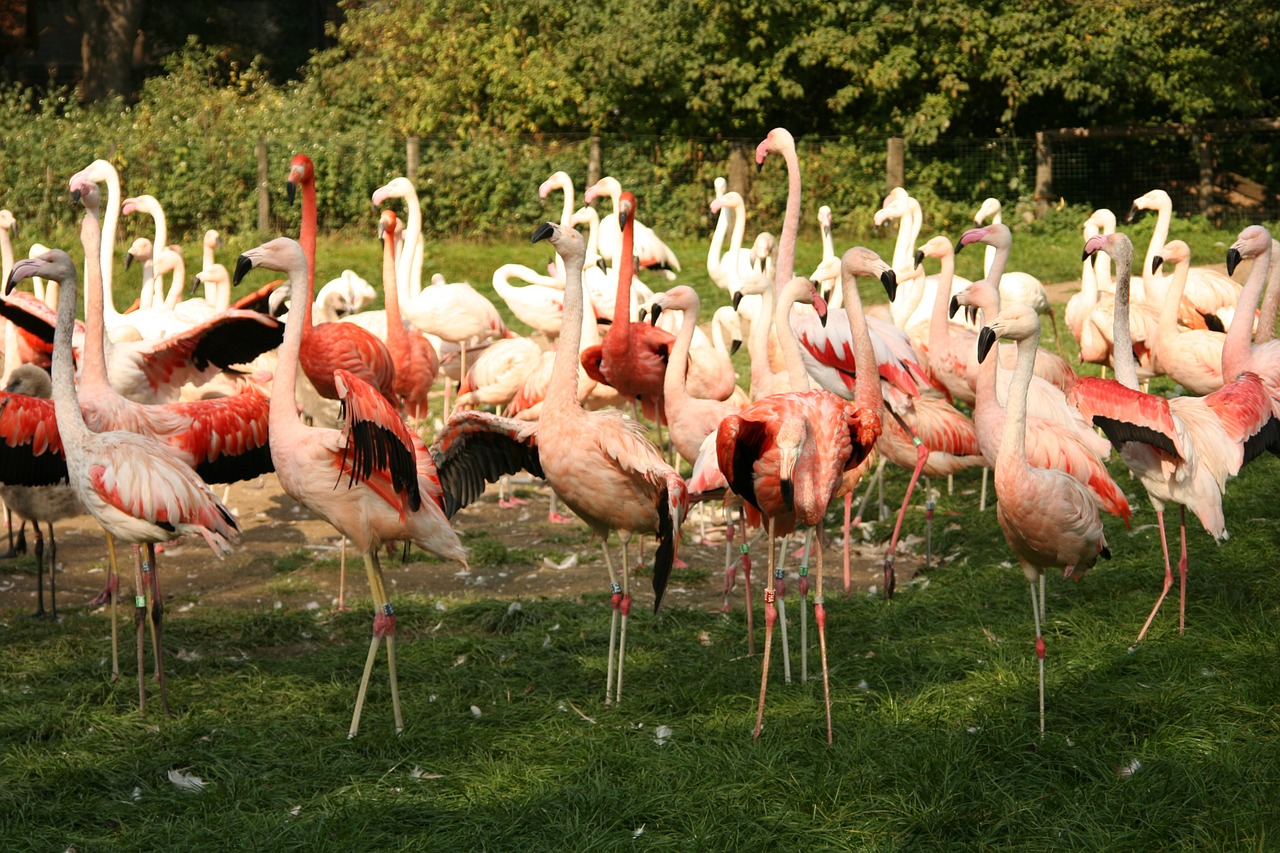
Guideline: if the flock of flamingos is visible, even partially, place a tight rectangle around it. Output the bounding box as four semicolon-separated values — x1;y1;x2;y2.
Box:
2;126;1279;742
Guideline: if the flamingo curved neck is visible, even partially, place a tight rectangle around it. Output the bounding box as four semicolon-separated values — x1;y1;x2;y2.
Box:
842;266;882;410
548;250;586;412
776;145;802;285
927;249;956;362
1109;252;1141;390
663;296;698;406
50;259;90;447
997;330;1037;470
774;279;811;392
1139;197;1172;286
1223;240;1272;381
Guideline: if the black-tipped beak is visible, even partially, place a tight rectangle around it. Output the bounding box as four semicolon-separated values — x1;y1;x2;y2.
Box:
729;338;742;356
287;180;297;205
233;254;254;287
10;221;17;241
977;326;997;363
732;291;743;310
1125;203;1140;224
1152;256;1164;274
966;305;978;325
880;269;897;301
619;208;630;231
949;295;961;319
531;222;555;244
1226;247;1242;276
1082;246;1097;262
70;188;82;204
913;249;924;269
596;257;607;274
954;240;966;255
191;273;202;291
647;305;662;326
125;253;136;271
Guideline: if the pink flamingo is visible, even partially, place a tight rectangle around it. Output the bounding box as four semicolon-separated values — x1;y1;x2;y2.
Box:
579;192;675;422
1069;231;1278;645
585;176;681;278
377;209;439;420
531;219;687;706
1145;240;1225;395
235;236;541;736
718;247;883;742
287;154;399;409
978;303;1111;735
1224;226;1280;406
11;250;239;717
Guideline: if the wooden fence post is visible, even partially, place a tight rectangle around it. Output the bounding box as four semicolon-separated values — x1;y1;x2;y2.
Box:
257;136;269;233
1195;132;1215;219
406;136;420;183
588;136;602;190
886;137;905;194
728;142;751;197
1034;131;1053;218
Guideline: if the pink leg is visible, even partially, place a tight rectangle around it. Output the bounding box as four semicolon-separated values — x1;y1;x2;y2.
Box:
1177;506;1188;635
1132;510;1173;648
883;439;929;599
753;519;777;740
740;515;756;657
721;513;737;612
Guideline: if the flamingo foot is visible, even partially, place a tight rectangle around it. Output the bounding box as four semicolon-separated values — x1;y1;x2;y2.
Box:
498;497;529;509
89;572;119;608
547;511;573;524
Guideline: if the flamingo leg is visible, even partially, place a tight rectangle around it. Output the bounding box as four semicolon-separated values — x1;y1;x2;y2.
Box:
842;491;852;597
924;476;934;570
814;539;833;744
1132;509;1173;648
602;539;621;705
145;543;170;716
721;507;737;612
798;530;812;683
349;632;383;739
1047;308;1066;359
616;533;633;705
884;436;929;599
45;523;57;620
107;534;120;681
336;536;350;612
144;548;161;681
753;517;777;740
31;522;46;618
131;545;147;714
852;457;886;527
979;466;988;512
776;536;791;684
365;549;403;734
1030;576;1046;736
740;513;756;657
1177;506;1189;635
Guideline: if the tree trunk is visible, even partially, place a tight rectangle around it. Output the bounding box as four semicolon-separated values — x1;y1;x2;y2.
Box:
76;0;145;102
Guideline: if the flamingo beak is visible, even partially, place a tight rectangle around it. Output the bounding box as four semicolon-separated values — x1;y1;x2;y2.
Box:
125;253;136;271
646;305;662;326
531;222;555;244
977;326;997;363
729;338;742;356
914;249;924;269
732;291;743;310
949;295;961;319
880;269;897;301
286;181;297;205
1152;256;1165;274
1226;247;1243;276
233;254;255;287
812;290;828;326
1126;203;1140;223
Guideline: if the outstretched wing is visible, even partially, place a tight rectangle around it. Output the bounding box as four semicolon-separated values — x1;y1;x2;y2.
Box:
430;410;543;518
0;391;67;485
334;368;421;511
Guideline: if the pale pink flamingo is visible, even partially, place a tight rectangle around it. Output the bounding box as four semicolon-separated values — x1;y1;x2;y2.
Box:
235;236;541;736
454;335;544;411
12;250;240;716
718;247;883;741
978;302;1111;735
585;176;681;278
1252;237;1280;344
377;210;439;420
287;154;399;409
952;278;1132;525
121;193;169;308
1068;231;1279;645
531;219;687;705
538;170;575;281
1224;226;1280;407
491;263;566;337
1145;240;1226;394
1065;212;1114;368
1130;189;1241;331
0;365;85;619
706;177;754;292
579;192;675;422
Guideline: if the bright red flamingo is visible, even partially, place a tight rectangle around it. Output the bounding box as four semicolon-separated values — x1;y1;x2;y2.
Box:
235;236;541;736
1069;232;1279;645
287;154;399;408
718;248;883;742
978;303;1111;735
579;192;674;422
377;209;439;420
11;250;240;717
532;220;687;706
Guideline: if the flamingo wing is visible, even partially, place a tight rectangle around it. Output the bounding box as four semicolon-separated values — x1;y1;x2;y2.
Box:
129;310;284;393
231;279;284;313
1068;375;1183;460
334;368;421;511
430;410;543;518
0;391;67;485
1204;372;1280;467
170;389;274;483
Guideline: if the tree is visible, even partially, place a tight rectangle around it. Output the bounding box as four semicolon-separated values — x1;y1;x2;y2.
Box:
75;0;145;101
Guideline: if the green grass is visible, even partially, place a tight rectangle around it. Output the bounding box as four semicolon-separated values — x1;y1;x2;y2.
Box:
5;452;1280;850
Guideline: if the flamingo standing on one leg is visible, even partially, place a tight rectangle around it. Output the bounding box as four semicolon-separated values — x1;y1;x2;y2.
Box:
978;303;1111;735
235;236;541;736
531;220;686;706
10;250;240;717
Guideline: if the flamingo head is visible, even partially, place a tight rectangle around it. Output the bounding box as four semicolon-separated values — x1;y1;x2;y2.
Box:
204;229;222;251
125;237;152;270
1153;239;1191;274
915;235;953;268
378;209;397;240
957;223;1008;254
0;209;15;237
618;193;635;232
974;197;1001;225
1083;231;1133;268
979;303;1040;361
539;171;571;199
531;222;585;268
818;205;832;230
840;246;895;302
1126;188;1169;223
371;176;413;209
755;127;795;169
235;237;306;285
287;154;314;204
7;250;75;296
1227;225;1273;275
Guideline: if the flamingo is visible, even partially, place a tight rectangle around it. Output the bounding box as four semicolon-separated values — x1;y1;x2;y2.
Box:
972;197;1064;355
977;302;1111;735
579;192;675;422
1130;189;1241;331
235;236;541;736
584;176;681;278
538;170;576;281
0;365;85;619
530;219;687;705
287;154;399;409
1252;237;1280;345
1065;212;1115;368
491;263;566;337
1224;226;1280;407
1145;240;1226;394
11;250;240;716
376;210;439;420
1068;231;1279;645
121;194;169;307
718;247;883;742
